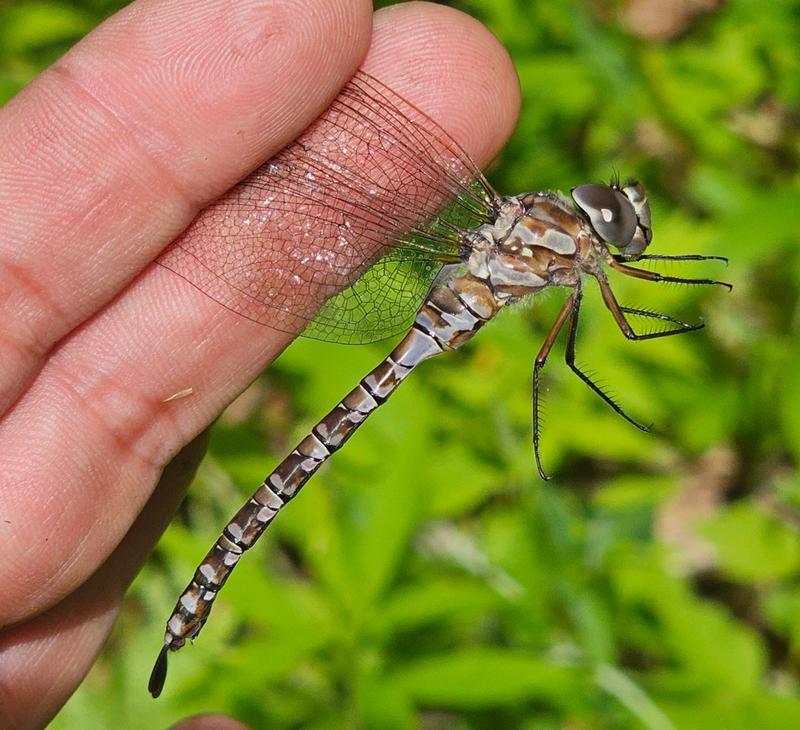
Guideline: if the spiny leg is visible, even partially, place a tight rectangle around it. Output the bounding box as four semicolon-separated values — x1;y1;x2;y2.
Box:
531;289;674;480
614;253;728;265
619;306;704;336
533;289;577;481
607;256;732;290
565;288;650;432
595;274;707;341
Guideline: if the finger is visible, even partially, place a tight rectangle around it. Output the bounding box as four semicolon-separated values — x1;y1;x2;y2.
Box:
170;717;250;730
0;434;207;729
0;1;518;634
0;0;372;412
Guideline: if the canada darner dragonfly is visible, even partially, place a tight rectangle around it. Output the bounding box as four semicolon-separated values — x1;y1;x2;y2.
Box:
149;70;730;697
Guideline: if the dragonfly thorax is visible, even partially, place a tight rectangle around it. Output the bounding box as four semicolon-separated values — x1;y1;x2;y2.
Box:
466;194;591;299
466;181;655;300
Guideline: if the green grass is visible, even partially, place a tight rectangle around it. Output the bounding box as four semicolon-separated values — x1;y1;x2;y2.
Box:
5;0;800;727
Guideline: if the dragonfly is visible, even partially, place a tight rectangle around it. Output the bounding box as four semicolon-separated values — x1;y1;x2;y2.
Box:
148;70;730;697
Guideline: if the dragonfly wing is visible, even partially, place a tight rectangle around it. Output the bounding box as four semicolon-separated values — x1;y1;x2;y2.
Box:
304;177;490;344
302;248;445;345
158;71;498;343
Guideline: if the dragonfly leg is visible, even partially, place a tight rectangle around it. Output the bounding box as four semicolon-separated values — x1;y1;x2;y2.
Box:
607;256;732;290
596;274;706;341
532;289;578;480
614;253;728;265
619;306;705;334
564;287;650;432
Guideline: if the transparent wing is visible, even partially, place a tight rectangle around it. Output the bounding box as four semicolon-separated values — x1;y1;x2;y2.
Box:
302;248;444;345
158;71;499;343
303;179;487;344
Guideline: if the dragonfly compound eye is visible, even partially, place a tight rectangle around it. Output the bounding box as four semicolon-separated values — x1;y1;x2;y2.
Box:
619;180;653;258
571;183;638;249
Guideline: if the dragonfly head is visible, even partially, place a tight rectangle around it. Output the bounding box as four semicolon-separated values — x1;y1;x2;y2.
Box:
571;180;652;259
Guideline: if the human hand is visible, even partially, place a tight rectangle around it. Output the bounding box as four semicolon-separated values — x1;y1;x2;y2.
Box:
0;0;519;726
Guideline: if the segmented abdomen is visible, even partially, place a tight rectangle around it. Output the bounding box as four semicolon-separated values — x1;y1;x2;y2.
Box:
150;274;502;697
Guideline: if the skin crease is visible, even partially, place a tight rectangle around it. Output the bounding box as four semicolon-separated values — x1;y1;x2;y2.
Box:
0;1;520;727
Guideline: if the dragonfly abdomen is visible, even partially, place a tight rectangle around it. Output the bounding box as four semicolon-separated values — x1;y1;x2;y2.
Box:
150;273;502;697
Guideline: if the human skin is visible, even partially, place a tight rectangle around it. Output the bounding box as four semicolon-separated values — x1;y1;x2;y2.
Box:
0;0;520;726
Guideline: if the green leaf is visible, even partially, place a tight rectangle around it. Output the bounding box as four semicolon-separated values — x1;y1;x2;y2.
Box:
701;502;800;582
375;578;498;637
394;649;586;710
0;2;92;55
595;664;675;730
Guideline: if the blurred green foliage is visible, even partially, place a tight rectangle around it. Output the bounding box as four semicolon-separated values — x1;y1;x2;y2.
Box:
5;0;800;727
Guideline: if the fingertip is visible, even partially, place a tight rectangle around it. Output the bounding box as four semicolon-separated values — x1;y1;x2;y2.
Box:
368;1;520;168
169;716;251;730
